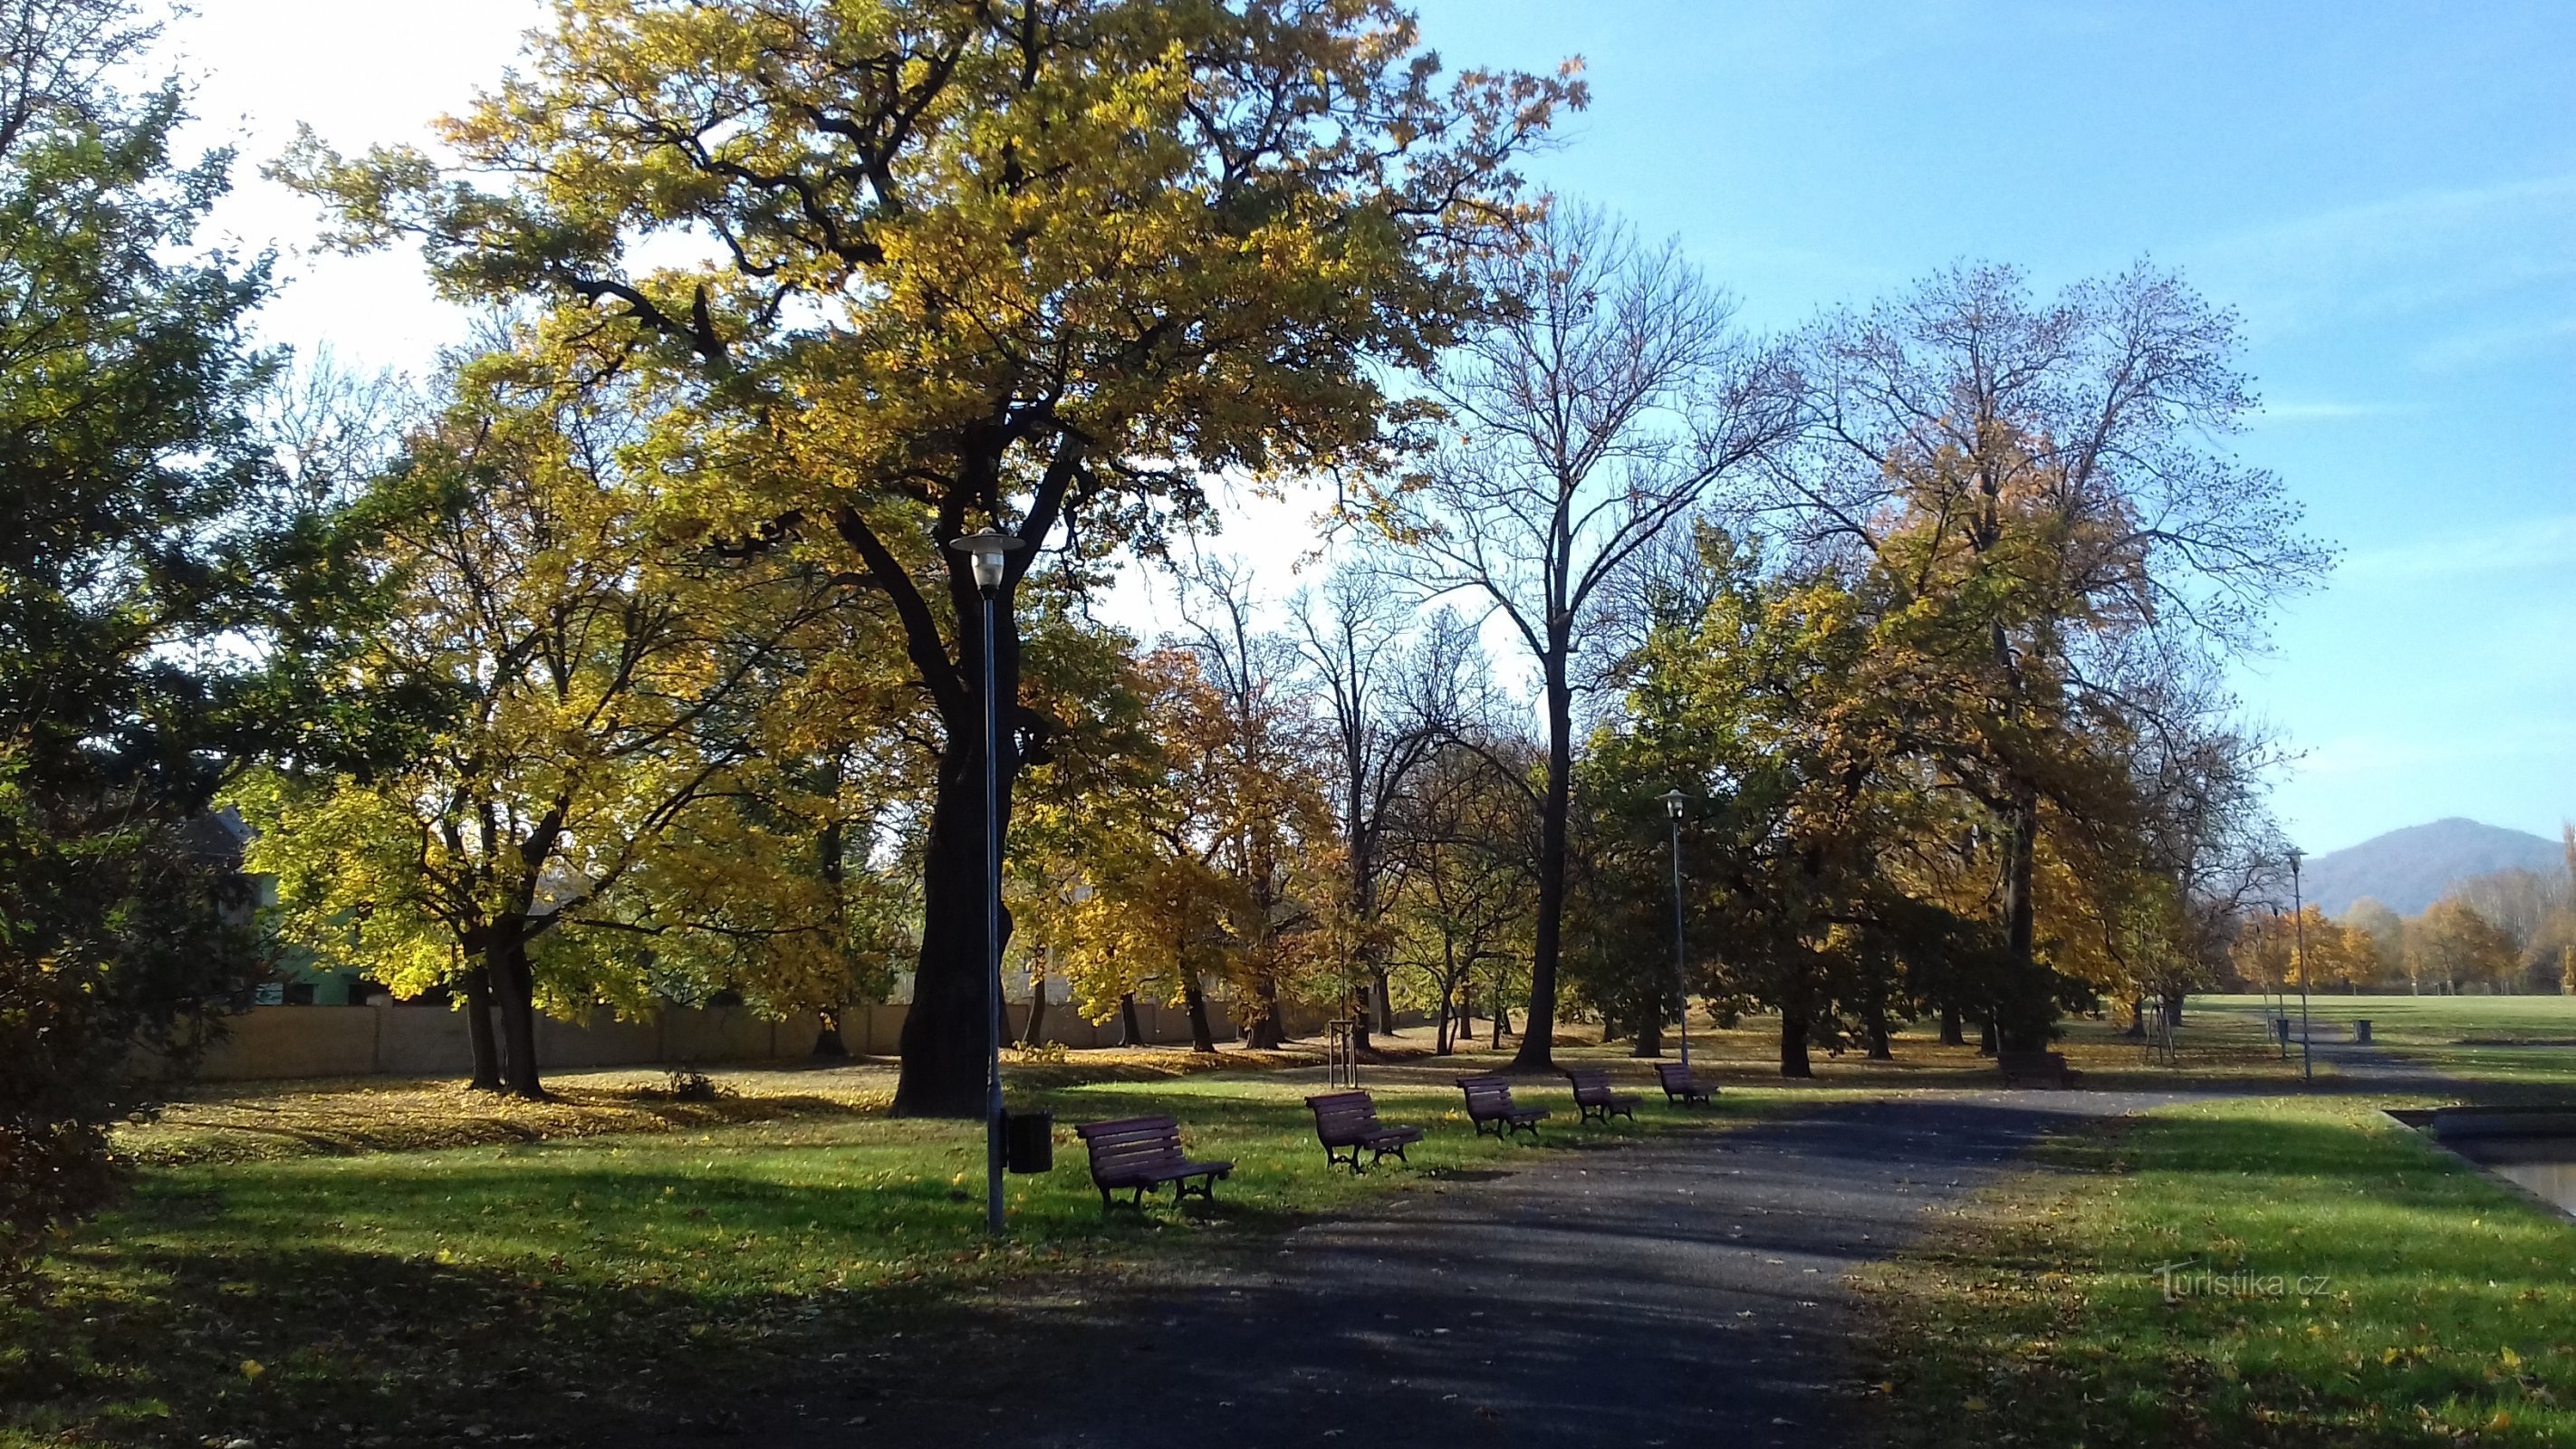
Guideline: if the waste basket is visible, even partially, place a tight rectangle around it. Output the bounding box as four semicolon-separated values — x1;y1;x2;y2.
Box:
2354;1019;2372;1045
1004;1108;1054;1174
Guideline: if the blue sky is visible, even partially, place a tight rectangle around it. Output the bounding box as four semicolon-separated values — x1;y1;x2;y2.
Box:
177;2;2573;852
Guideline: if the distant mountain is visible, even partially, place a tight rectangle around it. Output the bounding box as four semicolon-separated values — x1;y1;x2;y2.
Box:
2304;818;2566;918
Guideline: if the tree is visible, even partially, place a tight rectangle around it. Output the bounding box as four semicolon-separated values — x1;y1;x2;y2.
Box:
293;0;1579;1115
1772;262;2330;1050
1173;566;1341;1047
1593;530;2001;1076
1385;737;1532;1053
2408;897;2517;995
0;0;409;1277
1052;649;1254;1051
1290;566;1454;1043
2343;897;2406;986
233;350;837;1097
1381;206;1789;1069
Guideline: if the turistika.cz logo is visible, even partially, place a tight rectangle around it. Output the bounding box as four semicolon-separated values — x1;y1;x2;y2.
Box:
2152;1259;2331;1303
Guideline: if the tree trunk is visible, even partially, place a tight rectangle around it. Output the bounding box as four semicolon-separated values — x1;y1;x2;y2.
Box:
1938;1004;1965;1047
1118;993;1144;1047
1181;978;1216;1053
1994;788;2050;1052
812;1008;851;1059
1977;1014;1998;1058
1024;979;1049;1047
892;711;1013;1115
1633;993;1664;1058
1248;993;1287;1051
491;934;545;1099
1371;969;1394;1037
461;959;502;1091
1512;663;1574;1071
1778;1013;1812;1078
1864;1002;1893;1060
2121;997;2146;1039
1433;991;1452;1054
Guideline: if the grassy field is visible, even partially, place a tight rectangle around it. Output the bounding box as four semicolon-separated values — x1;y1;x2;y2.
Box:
1866;1096;2576;1445
1861;1022;2576;1446
2195;993;2576;1089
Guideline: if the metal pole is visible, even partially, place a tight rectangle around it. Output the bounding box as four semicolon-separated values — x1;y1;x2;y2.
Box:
2292;851;2312;1085
1668;811;1689;1070
983;585;1005;1238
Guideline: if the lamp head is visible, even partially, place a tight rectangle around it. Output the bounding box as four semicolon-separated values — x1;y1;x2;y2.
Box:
1659;789;1689;820
948;530;1024;592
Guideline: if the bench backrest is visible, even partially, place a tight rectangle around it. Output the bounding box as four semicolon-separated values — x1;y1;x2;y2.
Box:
1457;1075;1519;1118
1653;1060;1697;1089
1305;1090;1384;1142
1074;1115;1187;1180
1563;1067;1619;1102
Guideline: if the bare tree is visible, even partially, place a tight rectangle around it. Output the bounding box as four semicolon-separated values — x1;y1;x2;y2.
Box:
1382;206;1793;1068
1288;565;1459;1043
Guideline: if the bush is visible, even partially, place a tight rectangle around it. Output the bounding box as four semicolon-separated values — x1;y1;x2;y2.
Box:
0;804;255;1287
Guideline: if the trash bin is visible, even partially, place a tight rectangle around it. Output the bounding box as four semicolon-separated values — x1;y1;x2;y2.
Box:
1004;1108;1054;1175
2275;1017;2292;1045
2354;1019;2372;1045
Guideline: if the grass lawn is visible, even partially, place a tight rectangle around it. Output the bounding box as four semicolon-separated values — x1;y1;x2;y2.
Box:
2194;993;2576;1091
6;1049;1761;1448
1859;1094;2576;1447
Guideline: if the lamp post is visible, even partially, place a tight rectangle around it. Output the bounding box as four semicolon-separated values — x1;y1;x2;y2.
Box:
2265;906;2287;1059
2289;847;2312;1085
950;528;1023;1238
1659;790;1691;1071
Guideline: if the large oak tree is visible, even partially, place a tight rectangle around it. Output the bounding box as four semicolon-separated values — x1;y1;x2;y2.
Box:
293;0;1578;1113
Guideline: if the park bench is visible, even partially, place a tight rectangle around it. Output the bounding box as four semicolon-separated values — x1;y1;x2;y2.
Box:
1996;1050;2081;1089
1458;1075;1549;1140
1303;1090;1426;1173
1653;1060;1715;1107
1562;1066;1641;1125
1072;1115;1234;1212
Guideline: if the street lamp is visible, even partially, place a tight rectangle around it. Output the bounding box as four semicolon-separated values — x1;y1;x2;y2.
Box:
950;528;1023;1238
2289;847;2312;1085
2266;906;2287;1060
1660;790;1691;1071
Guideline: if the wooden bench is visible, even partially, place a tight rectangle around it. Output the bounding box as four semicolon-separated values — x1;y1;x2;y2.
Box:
1072;1115;1234;1211
1653;1060;1715;1107
1997;1050;2081;1089
1303;1090;1426;1174
1562;1066;1641;1125
1458;1075;1549;1140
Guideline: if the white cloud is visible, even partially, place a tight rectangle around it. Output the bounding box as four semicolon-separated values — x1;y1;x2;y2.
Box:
2337;513;2576;582
2187;175;2576;343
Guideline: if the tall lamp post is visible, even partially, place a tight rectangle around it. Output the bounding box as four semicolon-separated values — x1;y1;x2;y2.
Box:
2289;847;2312;1085
1659;790;1691;1071
2266;906;2287;1060
951;529;1023;1238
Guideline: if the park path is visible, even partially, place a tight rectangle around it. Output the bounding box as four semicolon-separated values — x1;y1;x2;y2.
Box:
767;1090;2180;1449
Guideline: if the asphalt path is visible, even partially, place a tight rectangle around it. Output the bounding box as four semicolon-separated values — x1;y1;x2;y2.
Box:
746;1090;2183;1449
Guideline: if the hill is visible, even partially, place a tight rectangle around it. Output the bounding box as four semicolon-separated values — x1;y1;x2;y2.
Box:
2305;818;2566;918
